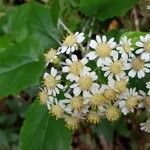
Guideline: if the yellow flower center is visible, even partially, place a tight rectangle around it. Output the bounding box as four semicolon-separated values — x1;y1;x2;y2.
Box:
105;106;120;121
126;96;138;110
71;96;83;111
70;62;84;75
87;113;100;124
44;49;57;62
132;57;144;71
144;96;150;107
122;44;131;53
96;43;112;58
51;105;64;119
44;75;57;89
65;116;79;130
103;88;117;101
90;93;106;108
78;76;93;90
38;91;48;105
110;60;123;75
63;34;76;46
144;41;150;52
114;80;127;93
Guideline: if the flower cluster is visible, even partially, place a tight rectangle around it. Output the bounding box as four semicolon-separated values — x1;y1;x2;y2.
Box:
39;32;150;132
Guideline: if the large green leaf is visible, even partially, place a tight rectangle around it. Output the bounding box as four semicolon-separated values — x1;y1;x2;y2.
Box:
20;100;72;150
80;0;138;21
0;2;60;48
0;38;44;97
50;0;60;26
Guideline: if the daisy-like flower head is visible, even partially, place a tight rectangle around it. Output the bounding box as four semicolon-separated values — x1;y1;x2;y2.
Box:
103;84;118;102
118;88;142;115
70;67;99;97
105;106;120;121
38;87;48;105
128;56;150;79
146;81;150;95
87;35;116;67
62;55;89;81
87;112;101;124
108;77;129;94
58;32;85;54
43;67;63;96
47;96;65;119
44;48;58;66
65;116;80;130
102;51;129;80
116;36;134;60
140;120;150;133
86;85;107;108
135;34;150;61
62;92;89;115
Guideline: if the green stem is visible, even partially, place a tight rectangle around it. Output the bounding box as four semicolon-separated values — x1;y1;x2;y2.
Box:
58;19;72;34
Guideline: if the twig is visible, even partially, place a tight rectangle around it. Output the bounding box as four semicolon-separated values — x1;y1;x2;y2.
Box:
132;7;140;31
85;17;95;54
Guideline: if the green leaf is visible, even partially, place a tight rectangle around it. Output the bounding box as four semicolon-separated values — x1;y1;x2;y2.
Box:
0;2;60;48
114;117;130;138
93;119;114;143
0;37;44;97
20;100;72;150
80;0;138;21
51;0;60;26
27;2;60;48
0;129;9;149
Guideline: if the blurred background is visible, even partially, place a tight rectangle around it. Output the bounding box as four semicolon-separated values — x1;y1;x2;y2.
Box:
0;0;150;150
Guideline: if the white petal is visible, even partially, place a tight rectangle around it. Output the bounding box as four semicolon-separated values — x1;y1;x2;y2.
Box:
62;66;70;72
96;35;101;43
89;40;97;49
51;67;57;77
73;87;81;96
71;55;78;62
128;69;136;77
86;51;97;60
102;35;107;42
136;41;144;47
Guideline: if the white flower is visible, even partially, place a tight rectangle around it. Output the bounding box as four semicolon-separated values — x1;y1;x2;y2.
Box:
118;88;142;115
87;35;116;67
102;51;130;80
47;96;65;109
140;120;150;133
146;82;150;96
128;56;150;78
116;36;134;61
43;67;63;96
44;49;58;66
58;32;85;54
108;76;129;94
70;67;99;97
135;34;150;61
61;93;89;116
62;55;89;81
47;96;65;118
85;85;107;108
